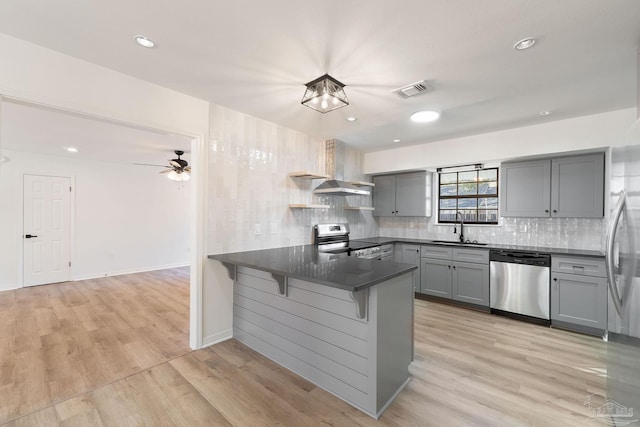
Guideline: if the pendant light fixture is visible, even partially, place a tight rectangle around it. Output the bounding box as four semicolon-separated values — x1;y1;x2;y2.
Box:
301;74;349;113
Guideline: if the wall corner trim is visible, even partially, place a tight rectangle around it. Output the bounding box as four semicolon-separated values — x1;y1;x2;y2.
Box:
199;329;233;350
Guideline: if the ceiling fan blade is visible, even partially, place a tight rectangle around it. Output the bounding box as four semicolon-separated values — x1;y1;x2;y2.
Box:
159;169;173;174
184;166;191;172
170;160;182;168
133;163;167;168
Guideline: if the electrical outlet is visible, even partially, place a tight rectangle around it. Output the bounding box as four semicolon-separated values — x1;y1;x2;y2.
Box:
254;223;261;235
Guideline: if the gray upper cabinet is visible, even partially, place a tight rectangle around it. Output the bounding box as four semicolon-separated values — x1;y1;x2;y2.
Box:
501;153;604;218
372;175;396;216
500;159;551;217
551;154;604;218
372;172;431;217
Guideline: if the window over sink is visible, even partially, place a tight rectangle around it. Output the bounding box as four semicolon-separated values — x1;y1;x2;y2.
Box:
438;168;499;224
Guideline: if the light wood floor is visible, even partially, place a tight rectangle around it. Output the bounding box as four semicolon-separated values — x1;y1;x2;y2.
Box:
1;268;608;426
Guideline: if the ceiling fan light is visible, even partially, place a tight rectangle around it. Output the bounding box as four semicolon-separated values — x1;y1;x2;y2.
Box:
167;170;190;182
301;74;349;113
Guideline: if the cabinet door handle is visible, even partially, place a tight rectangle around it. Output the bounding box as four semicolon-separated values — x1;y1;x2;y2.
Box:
545;209;549;213
453;266;456;269
553;209;558;213
553;277;558;281
448;265;451;269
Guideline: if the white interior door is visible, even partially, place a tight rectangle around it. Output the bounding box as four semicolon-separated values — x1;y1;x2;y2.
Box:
23;174;71;286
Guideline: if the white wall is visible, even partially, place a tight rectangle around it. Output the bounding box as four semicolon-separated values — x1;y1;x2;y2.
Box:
0;149;191;290
364;108;637;174
0;33;210;349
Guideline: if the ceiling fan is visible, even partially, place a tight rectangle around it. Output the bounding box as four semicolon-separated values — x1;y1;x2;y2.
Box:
135;150;191;181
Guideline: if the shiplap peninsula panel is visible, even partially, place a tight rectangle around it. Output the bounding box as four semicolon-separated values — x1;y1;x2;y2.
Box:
232;266;413;418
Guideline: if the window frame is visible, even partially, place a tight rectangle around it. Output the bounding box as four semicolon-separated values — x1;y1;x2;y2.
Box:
437;167;499;225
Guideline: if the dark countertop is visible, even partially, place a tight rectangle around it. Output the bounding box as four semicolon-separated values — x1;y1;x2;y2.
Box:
208;244;417;292
351;237;605;258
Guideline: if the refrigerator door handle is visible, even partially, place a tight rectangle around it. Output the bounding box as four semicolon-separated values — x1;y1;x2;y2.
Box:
606;191;626;317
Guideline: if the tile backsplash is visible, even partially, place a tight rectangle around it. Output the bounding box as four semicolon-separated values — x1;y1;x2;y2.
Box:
207;104;376;255
377;216;606;251
207;103;606;255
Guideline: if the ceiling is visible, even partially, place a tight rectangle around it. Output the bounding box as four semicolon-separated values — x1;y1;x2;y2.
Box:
1;100;192;166
1;0;639;153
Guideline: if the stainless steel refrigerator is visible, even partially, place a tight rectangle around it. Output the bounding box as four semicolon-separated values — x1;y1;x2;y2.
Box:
606;117;640;424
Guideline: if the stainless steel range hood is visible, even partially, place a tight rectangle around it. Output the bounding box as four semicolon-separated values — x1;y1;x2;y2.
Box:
313;140;370;196
313;180;370;195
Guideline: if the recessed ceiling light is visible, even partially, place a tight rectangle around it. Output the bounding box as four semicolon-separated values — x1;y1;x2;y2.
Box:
393;139;401;143
539;111;551;116
66;147;78;153
514;37;537;50
346;117;357;122
134;35;156;48
410;110;440;123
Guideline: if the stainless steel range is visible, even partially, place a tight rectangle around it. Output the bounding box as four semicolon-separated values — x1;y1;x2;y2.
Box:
313;224;381;260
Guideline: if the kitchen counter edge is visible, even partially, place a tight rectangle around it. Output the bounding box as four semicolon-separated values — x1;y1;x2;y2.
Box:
208;246;417;292
352;237;605;258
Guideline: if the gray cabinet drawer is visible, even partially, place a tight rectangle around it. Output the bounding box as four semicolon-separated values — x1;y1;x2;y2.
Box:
551;256;606;277
421;245;453;260
453;248;489;264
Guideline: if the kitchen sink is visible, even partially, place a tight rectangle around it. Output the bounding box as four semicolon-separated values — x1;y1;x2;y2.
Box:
431;240;488;246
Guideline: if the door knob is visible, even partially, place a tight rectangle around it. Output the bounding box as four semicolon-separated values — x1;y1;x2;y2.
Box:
25;234;38;239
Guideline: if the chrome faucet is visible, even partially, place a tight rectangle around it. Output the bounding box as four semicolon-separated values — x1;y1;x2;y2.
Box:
454;212;465;243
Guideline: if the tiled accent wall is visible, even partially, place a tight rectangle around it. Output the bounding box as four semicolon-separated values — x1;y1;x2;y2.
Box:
206;102;606;254
207;104;377;254
377;216;606;251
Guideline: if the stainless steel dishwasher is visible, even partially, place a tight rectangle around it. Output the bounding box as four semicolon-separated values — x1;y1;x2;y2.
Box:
489;250;551;320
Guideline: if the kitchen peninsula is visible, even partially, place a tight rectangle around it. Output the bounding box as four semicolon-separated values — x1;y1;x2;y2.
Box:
209;245;417;418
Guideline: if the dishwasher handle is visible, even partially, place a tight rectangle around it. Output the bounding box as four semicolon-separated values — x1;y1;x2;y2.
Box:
489;250;551;267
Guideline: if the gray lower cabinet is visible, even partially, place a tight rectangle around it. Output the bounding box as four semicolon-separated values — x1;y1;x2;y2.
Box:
501;153;604;218
452;262;489;306
380;244;394;261
400;244;421;291
420;258;452;298
551;256;607;334
372;172;431;217
419;245;489;306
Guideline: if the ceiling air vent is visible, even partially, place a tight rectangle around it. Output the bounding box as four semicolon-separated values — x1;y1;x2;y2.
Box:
392;80;434;99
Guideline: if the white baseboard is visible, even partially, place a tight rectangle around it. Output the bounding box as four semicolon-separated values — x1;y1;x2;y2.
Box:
74;262;190;281
201;329;233;349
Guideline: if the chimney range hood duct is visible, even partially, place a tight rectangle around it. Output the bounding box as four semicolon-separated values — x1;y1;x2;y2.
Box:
313;140;370;196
